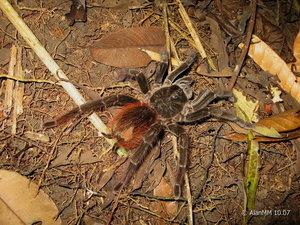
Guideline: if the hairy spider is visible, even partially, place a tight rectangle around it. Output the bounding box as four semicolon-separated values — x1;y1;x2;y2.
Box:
44;52;250;198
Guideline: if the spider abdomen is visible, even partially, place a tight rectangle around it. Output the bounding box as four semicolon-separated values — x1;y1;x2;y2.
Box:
108;102;158;149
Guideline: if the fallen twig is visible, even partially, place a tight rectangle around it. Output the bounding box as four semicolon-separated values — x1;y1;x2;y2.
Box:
11;46;24;134
177;0;216;71
3;45;16;117
227;0;257;90
0;74;58;85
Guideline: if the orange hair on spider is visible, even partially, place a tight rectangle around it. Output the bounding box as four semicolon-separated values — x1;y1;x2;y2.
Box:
108;102;158;149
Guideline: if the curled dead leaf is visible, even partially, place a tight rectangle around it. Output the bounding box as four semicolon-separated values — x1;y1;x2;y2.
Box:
90;27;166;68
239;35;300;103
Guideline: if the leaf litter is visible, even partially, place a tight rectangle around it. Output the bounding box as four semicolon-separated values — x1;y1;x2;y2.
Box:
0;0;300;224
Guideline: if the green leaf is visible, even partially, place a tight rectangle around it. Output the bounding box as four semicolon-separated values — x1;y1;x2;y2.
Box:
253;126;282;138
243;132;260;224
233;89;259;123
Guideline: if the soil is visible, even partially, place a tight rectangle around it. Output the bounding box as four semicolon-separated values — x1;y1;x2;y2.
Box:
0;0;300;224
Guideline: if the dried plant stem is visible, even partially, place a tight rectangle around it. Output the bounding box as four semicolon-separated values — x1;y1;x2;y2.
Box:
176;0;205;56
3;45;17;117
170;39;180;61
169;20;197;48
0;74;58;84
162;1;171;55
162;1;171;73
12;46;24;134
184;173;193;225
227;0;257;90
0;0;112;145
2;44;24;134
177;0;216;71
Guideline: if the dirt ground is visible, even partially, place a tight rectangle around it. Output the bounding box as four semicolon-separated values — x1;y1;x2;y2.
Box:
0;0;300;224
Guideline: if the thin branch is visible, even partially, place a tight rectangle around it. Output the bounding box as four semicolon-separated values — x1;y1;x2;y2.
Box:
0;73;58;85
227;0;257;90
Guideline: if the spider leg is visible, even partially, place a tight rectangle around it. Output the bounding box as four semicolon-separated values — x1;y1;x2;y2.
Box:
154;51;169;84
125;69;150;94
165;51;197;84
44;95;139;128
113;123;164;191
136;72;149;94
191;89;236;111
167;124;189;198
181;107;253;129
135;51;169;93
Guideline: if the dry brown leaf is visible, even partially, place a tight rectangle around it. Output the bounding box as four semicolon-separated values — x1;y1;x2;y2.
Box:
225;107;300;142
65;0;86;26
255;108;300;132
50;146;73;167
146;159;166;192
151;177;178;220
239;35;300;103
0;169;61;225
98;168;117;190
90;27;166;68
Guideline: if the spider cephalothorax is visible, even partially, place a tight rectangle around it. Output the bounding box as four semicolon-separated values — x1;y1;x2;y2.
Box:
45;52;250;198
150;85;188;118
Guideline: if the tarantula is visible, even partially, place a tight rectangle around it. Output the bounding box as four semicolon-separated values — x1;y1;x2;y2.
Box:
44;52;250;198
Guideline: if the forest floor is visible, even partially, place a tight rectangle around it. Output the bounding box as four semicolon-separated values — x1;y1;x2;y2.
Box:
0;0;299;224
